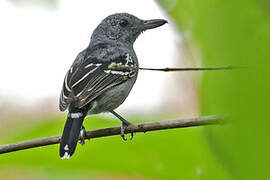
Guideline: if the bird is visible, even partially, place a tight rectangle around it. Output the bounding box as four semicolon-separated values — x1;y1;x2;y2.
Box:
59;13;167;159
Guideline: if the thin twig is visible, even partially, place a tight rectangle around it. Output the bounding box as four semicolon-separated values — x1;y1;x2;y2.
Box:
0;115;226;155
139;66;239;72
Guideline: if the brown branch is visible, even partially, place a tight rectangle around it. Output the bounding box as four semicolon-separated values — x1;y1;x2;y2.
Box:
139;66;240;72
0;115;226;154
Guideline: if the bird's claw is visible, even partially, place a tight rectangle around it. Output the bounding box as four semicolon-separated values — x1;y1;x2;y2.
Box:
130;132;134;140
79;126;86;146
121;121;134;141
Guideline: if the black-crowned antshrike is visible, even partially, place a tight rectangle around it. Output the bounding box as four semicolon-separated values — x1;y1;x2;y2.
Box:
59;13;167;159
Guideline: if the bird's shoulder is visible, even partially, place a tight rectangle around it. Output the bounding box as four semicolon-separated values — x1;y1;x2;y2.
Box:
73;44;138;74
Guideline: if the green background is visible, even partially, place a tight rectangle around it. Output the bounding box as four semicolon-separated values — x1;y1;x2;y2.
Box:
157;0;270;179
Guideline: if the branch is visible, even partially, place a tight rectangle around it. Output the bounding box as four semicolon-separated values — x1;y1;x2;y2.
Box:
0;115;226;154
139;66;239;72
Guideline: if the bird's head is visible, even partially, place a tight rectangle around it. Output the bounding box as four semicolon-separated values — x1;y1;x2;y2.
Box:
90;13;167;45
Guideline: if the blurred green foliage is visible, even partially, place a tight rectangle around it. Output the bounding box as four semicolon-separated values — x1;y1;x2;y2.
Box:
157;0;270;179
0;116;229;180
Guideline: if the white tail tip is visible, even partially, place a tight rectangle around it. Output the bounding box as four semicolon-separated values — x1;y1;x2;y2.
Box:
61;152;71;159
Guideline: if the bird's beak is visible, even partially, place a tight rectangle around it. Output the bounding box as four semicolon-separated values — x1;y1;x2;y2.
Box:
141;19;168;31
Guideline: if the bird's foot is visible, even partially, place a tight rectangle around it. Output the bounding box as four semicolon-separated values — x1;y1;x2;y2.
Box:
110;110;134;141
121;120;134;141
78;125;87;146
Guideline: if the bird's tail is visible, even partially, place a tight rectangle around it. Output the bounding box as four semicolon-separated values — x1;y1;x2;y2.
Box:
59;108;86;159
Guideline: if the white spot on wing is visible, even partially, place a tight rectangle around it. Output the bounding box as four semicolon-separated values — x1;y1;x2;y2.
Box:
104;70;111;74
104;70;129;76
125;53;133;65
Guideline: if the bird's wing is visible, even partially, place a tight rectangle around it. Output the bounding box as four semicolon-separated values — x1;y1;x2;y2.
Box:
59;53;137;111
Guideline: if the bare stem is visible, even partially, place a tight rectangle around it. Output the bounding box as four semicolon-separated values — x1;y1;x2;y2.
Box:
0;115;226;155
139;66;239;72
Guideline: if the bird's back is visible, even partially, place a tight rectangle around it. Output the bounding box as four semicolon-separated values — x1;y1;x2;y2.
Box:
59;43;138;113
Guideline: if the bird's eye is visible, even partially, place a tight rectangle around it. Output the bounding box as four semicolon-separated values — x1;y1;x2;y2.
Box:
119;19;128;27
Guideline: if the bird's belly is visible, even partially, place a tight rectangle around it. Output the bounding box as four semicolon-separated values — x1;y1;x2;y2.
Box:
87;76;137;114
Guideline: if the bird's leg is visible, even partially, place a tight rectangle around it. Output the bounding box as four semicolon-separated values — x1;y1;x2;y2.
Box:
110;110;134;141
78;125;86;146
